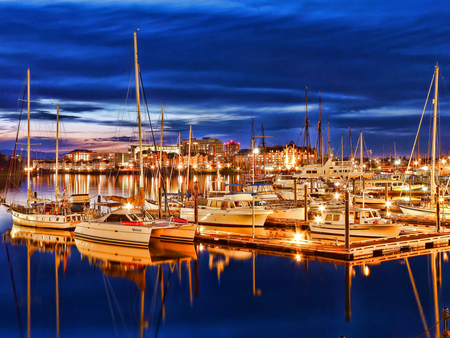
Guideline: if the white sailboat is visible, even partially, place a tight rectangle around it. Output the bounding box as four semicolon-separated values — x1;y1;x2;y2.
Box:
399;64;448;218
75;31;196;246
8;70;87;229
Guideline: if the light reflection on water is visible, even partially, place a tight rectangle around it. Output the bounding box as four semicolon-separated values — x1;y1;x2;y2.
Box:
0;174;450;337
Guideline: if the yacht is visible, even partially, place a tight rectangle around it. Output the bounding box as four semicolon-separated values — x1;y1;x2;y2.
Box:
180;193;272;236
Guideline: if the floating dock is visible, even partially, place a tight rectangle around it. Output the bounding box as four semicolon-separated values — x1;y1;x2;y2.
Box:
195;228;450;262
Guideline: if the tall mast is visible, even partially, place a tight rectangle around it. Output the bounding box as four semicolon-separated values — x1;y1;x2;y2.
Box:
360;132;363;174
348;126;354;159
317;94;322;164
160;104;164;187
186;125;192;193
262;123;266;176
431;63;439;199
303;88;310;163
134;30;144;188
55;104;59;197
327;122;331;157
27;69;31;196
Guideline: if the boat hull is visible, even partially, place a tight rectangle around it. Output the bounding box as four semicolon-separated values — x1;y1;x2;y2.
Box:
399;205;450;217
10;209;80;230
309;222;402;239
180;207;271;236
74;221;152;247
267;207;305;221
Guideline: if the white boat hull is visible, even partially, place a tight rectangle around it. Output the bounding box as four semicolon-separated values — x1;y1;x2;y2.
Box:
10;209;81;230
399;205;450;217
309;222;402;239
267;207;305;221
180;207;271;236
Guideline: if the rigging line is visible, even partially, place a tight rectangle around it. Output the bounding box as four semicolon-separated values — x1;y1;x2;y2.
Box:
414;319;441;338
4;243;24;338
102;274;120;338
139;73;171;215
5;81;26;197
406;73;435;171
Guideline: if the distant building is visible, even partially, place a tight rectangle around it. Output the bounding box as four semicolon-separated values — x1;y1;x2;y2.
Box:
181;137;223;157
223;140;240;162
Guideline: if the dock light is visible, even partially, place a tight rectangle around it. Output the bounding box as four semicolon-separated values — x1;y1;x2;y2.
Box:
334;192;340;200
422;186;428;192
294;233;302;242
125;203;133;210
443;159;446;164
439;197;444;203
385;201;391;208
386;211;391;217
394;160;401;165
422;166;429;171
314;215;323;223
319;205;325;212
296;254;302;262
405;186;409;191
199;226;205;233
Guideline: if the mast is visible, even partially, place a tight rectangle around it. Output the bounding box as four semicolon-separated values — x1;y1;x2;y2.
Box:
262;123;266;176
55;104;59;199
317;94;322;164
348;126;354;159
134;30;144;188
186;125;192;193
160;104;164;185
27;69;31;201
303;88;310;163
327;122;331;157
431;63;439;199
360;132;363;177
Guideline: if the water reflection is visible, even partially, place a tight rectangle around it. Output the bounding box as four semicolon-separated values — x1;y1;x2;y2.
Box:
2;174;450;337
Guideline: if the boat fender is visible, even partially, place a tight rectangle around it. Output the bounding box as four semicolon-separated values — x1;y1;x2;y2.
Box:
121;220;144;226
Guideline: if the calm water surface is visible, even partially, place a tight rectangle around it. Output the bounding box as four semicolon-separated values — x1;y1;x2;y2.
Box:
0;174;449;338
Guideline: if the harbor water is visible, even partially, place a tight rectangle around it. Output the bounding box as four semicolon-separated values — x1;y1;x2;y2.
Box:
0;173;449;337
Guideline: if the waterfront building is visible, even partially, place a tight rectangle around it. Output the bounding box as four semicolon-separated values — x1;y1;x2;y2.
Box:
223;140;240;162
181;137;223;157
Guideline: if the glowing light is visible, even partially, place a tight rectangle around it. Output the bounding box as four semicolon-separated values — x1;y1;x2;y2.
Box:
363;266;370;277
334;192;340;199
125;203;133;210
296;254;302;262
422;186;428;192
314;216;323;223
385;201;391;208
319;205;325;212
253;148;260;154
386;211;391;217
294;233;302;242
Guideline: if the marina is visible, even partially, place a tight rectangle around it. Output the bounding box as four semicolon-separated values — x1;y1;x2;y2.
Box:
1;2;450;336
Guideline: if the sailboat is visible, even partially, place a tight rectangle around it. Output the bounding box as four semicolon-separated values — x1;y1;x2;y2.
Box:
399;63;450;218
7;70;87;229
74;31;196;246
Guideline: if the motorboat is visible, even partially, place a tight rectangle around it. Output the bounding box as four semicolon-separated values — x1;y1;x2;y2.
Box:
74;188;196;247
309;207;403;240
180;193;272;236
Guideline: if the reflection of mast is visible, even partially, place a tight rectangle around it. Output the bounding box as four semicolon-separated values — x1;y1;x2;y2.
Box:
405;258;430;338
432;252;440;336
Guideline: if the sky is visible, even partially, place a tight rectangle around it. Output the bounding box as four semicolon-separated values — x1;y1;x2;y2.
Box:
0;0;449;158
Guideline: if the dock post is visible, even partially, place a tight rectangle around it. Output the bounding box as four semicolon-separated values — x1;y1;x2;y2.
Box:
437;186;441;233
294;179;297;207
304;184;308;222
352;179;356;206
384;182;388;204
194;181;199;225
345;190;350;249
310;178;313;193
443;308;450;338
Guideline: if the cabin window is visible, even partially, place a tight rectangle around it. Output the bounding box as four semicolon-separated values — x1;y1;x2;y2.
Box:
210;201;218;208
106;214;128;223
221;202;228;210
363;212;371;218
333;215;340;221
56;217;59;222
325;214;333;221
67;216;71;222
129;214;140;221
